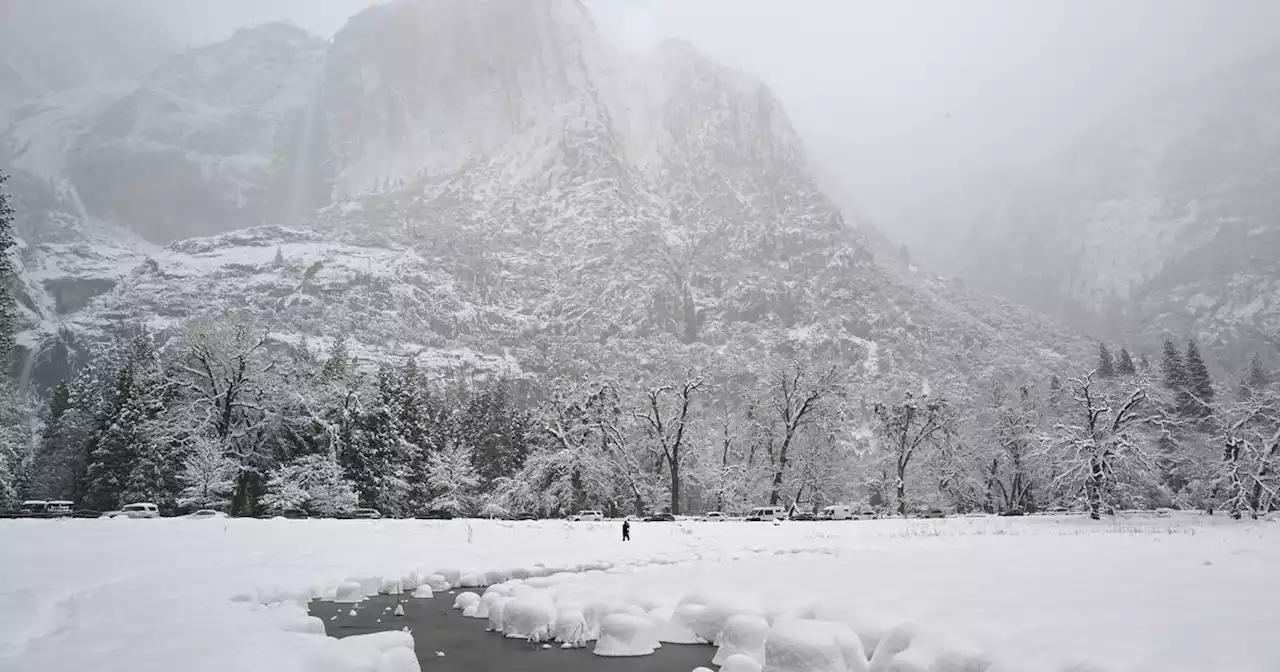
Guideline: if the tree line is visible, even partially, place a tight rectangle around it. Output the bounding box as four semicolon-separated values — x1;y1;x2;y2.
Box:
1;173;1276;519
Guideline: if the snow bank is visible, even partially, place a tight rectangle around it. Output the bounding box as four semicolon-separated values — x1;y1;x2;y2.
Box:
722;653;766;672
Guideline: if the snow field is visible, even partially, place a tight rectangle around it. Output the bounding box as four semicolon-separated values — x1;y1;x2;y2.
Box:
1;514;1277;672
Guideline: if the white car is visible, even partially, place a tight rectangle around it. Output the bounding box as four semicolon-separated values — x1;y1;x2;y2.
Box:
105;503;160;519
570;510;604;522
701;511;727;522
187;509;227;519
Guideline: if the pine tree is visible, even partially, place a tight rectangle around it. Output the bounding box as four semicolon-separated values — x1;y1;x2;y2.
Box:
1184;340;1214;417
273;246;284;267
1096;342;1116;378
176;436;236;511
29;380;75;499
1139;354;1151;372
81;333;170;510
1240;355;1271;399
0;171;17;369
1116;348;1136;376
1161;338;1193;416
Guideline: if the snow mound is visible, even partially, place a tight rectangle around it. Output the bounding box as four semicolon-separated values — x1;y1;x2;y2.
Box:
334;581;365;604
693;597;760;644
511;567;532;579
867;623;991;672
466;591;503;619
503;593;558;642
663;603;707;644
376;647;421;672
459;571;487;588
485;569;510;585
452;592;480;610
722;653;766;672
424;574;450;591
411;585;434;599
555;607;589;647
714;614;771;665
379;578;403;595
594;613;657;657
342;630;415;654
488;596;512;632
763;619;867;672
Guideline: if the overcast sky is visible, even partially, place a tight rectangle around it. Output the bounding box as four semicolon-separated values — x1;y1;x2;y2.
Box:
150;0;1280;223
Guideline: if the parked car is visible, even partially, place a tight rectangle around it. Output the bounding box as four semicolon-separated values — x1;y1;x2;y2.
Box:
103;503;161;519
419;509;454;520
817;504;854;520
350;508;382;519
645;512;676;522
570;510;604;521
46;501;75;517
745;506;787;521
186;509;227;519
701;511;726;522
790;511;817;521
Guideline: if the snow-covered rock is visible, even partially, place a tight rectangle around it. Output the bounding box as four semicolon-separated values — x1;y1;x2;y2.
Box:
334;581;365;604
594;614;657;657
487;597;513;633
554;607;589;647
714;614;771;665
722;654;766;672
452;592;480;610
411;585;434;599
502;593;558;642
763;619;867;672
663;603;708;644
375;647;421;672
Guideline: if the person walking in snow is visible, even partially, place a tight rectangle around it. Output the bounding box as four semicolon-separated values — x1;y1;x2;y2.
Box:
622;520;631;541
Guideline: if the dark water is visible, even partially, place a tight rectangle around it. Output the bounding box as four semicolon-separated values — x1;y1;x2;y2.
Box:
310;592;718;672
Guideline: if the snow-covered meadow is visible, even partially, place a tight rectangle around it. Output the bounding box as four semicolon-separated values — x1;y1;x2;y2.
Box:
1;513;1276;672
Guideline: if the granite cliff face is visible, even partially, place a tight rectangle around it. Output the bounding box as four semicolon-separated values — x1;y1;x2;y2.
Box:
2;0;1088;394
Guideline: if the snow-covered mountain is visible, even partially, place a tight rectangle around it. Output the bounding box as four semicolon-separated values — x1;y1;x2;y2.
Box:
2;0;1088;393
949;52;1280;368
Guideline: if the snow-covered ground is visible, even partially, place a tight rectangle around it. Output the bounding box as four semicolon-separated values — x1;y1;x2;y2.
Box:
0;514;1275;672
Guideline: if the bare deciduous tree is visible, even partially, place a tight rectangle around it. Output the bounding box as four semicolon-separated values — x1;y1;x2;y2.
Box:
874;391;953;516
635;373;706;515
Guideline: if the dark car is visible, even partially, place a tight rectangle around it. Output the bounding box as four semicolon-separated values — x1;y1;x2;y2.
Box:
349;508;382;519
644;512;675;522
789;512;816;521
419;509;454;520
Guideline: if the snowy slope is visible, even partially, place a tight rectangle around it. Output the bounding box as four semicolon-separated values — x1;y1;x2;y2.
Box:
951;51;1280;368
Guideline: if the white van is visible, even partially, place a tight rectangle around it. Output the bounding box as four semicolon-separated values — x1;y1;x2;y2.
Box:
818;504;854;520
746;506;787;521
571;510;604;522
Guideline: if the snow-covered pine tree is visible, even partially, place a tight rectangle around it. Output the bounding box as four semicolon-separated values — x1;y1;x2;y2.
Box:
82;332;170;510
176;435;236;511
0;171;23;507
0;171;16;371
1096;342;1116;378
1184;340;1215;418
29;381;75;499
1116;348;1136;376
261;452;357;516
426;438;480;515
1240;355;1271;399
1161;338;1193;416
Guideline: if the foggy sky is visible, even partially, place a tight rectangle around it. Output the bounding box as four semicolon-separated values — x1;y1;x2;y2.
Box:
146;0;1280;225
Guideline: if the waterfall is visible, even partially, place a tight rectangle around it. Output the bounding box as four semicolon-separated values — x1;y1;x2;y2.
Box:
286;73;323;226
16;342;39;399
